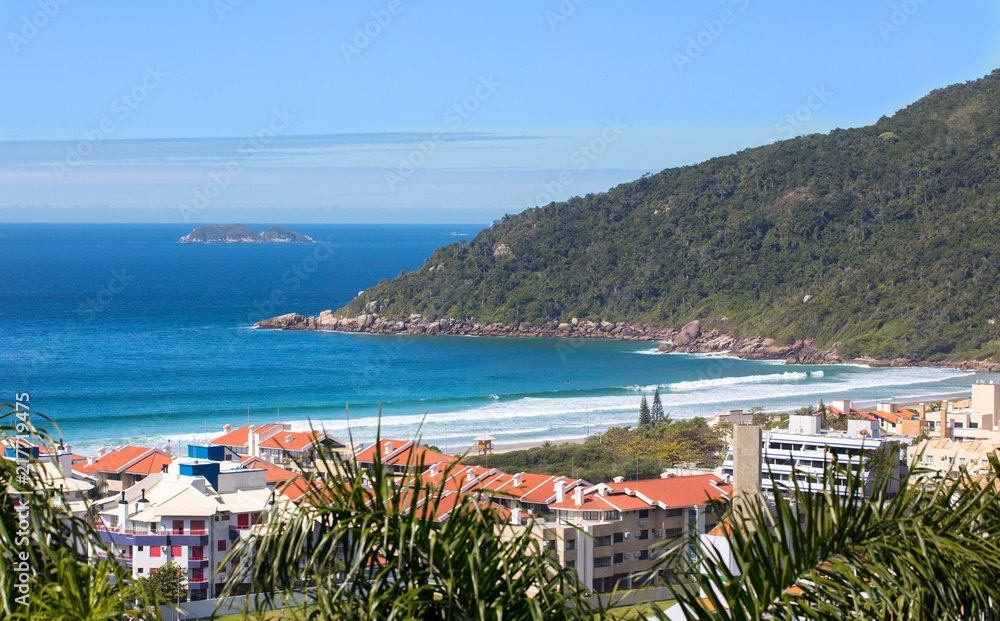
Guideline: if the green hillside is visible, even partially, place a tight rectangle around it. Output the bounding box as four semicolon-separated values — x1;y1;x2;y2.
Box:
340;70;1000;362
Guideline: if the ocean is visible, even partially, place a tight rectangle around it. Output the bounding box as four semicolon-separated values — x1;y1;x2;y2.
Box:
0;223;990;455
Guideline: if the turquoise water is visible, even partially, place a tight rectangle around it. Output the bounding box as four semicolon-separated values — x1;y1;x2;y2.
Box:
0;224;991;454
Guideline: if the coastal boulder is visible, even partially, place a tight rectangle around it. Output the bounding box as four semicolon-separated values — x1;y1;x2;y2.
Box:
427;322;441;335
672;320;701;347
357;314;374;329
317;310;337;327
255;313;305;329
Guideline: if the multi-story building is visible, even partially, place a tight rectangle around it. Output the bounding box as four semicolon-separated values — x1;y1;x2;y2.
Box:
210;423;348;468
543;474;731;593
421;463;589;516
721;415;905;499
355;438;457;474
908;437;1000;475
73;445;174;493
93;459;272;600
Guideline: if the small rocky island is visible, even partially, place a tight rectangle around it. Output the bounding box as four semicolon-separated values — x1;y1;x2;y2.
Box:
179;224;314;243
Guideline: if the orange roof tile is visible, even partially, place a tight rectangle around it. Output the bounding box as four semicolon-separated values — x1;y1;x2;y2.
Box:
123;452;173;476
608;474;730;507
241;457;299;485
355;439;457;468
210;424;280;448
258;431;325;452
75;446;157;475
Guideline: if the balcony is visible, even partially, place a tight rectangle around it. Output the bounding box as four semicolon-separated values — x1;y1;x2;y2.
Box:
169;529;209;547
186;577;209;590
187;556;211;569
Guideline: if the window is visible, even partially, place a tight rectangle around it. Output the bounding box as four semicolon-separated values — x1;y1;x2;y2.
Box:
595;556;611;568
639;509;649;519
582;511;601;521
665;527;682;536
925;455;933;463
959;458;966;465
137;568;143;574
638;549;649;560
664;508;683;518
218;540;227;552
191;520;205;534
971;422;979;429
603;511;620;521
564;539;575;551
150;547;161;558
639;530;649;540
613;553;623;564
171;546;182;557
566;560;575;569
613;532;624;544
137;546;143;552
173;520;185;535
595;535;612;547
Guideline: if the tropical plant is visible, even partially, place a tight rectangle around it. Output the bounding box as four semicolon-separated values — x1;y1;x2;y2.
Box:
219;431;600;620
648;451;1000;620
0;403;158;620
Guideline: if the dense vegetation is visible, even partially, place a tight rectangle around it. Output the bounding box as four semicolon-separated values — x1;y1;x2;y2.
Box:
463;399;728;482
180;224;312;242
341;70;1000;361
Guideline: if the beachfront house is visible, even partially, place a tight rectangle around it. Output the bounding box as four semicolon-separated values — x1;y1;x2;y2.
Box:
73;445;174;493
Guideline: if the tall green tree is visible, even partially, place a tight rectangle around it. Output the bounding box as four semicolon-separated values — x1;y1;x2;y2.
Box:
650;388;666;425
638;395;651;426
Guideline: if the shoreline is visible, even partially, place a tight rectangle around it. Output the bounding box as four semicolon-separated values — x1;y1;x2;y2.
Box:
255;312;1000;373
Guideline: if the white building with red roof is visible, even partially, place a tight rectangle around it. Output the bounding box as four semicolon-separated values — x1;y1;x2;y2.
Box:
354;439;458;474
73;445;174;493
210;423;347;469
541;474;731;593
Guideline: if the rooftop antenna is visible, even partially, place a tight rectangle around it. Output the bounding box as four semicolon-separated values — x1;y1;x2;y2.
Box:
247;406;250;425
277;407;280;423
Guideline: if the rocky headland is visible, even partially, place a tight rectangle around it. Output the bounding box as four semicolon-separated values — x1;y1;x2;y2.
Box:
253;313;1000;372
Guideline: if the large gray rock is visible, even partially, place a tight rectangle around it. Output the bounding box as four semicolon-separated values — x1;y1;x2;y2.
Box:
255;313;305;329
356;314;374;329
317;310;337;327
672;320;701;347
427;322;441;335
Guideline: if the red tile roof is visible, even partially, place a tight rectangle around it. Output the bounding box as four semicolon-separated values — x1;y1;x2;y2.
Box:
354;439;457;468
210;424;280;448
123;452;173;476
240;457;299;485
608;474;730;507
258;431;325;452
74;446;162;475
872;410;905;425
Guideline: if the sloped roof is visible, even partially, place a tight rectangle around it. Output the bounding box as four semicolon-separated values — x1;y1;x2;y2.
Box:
355;439;458;468
124;452;173;476
872;410;906;425
210;424;281;447
608;474;730;507
75;446;161;475
240;456;299;485
258;431;327;452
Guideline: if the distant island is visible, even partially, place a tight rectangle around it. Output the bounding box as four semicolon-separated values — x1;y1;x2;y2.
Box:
178;224;314;243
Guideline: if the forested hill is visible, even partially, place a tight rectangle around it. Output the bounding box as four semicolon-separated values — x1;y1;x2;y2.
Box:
340;70;1000;362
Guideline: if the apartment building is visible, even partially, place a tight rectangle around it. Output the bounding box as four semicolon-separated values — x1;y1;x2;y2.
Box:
3;439;93;518
721;415;905;499
421;463;589;516
210;423;348;468
73;445;174;493
908;437;1000;475
543;474;731;593
93;460;272;600
355;438;457;474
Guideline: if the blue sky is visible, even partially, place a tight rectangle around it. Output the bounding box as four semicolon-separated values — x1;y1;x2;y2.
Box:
2;1;998;223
